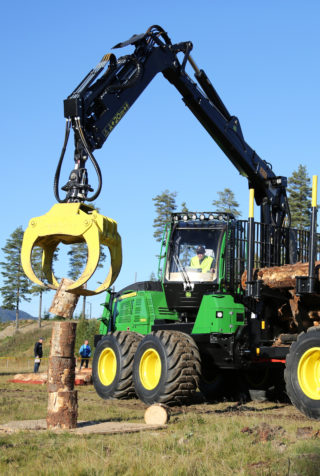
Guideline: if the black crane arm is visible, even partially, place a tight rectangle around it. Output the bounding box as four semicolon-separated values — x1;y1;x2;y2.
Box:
61;25;289;226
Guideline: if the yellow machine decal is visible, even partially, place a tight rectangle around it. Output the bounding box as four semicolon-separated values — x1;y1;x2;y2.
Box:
102;102;130;138
118;292;137;301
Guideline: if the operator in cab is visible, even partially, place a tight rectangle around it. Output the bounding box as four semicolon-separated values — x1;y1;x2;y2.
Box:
190;246;215;273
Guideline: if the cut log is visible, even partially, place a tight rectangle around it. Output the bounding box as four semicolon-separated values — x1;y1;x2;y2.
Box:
47;390;78;429
47;319;78;429
144;404;170;425
241;261;320;290
49;278;80;318
50;321;77;358
47;356;76;392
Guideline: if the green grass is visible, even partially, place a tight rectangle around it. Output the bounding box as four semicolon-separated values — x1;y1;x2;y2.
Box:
1;325;320;475
0;374;320;475
0;323;53;358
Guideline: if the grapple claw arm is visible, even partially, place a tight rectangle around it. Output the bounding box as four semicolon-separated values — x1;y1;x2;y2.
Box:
21;203;122;296
41;240;60;288
20;230;46;288
65;224;101;293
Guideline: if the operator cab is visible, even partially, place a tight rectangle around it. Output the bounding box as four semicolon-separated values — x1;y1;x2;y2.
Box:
163;212;232;313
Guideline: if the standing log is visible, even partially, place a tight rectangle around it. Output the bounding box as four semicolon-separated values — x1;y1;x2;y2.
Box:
47;284;78;429
47;356;76;393
241;261;320;290
47;391;78;429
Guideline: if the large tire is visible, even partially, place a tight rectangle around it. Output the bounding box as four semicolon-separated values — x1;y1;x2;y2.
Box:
245;365;287;403
199;366;250;403
92;331;142;400
199;362;226;402
284;327;320;420
133;331;201;406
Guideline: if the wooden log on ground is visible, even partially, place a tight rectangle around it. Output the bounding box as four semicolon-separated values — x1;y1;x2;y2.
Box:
241;261;320;290
144;404;170;425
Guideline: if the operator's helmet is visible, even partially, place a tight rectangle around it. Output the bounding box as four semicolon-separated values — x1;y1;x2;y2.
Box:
196;246;205;254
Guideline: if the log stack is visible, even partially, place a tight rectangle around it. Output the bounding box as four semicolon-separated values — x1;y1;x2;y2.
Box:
241;261;320;291
47;321;78;429
241;261;320;328
47;279;79;430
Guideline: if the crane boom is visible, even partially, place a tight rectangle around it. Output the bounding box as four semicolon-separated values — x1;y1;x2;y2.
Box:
61;25;289;225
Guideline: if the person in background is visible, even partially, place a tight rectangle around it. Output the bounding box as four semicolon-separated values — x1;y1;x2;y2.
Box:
34;337;43;373
79;339;91;370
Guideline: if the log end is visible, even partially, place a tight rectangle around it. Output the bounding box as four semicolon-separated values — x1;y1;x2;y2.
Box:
144;404;170;425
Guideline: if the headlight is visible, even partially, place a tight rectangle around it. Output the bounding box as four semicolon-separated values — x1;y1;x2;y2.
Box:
216;311;223;318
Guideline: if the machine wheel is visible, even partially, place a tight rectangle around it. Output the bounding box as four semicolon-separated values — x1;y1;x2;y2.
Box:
199;363;226;402
132;331;201;405
92;331;143;400
284;327;320;420
245;365;287;402
199;367;250;403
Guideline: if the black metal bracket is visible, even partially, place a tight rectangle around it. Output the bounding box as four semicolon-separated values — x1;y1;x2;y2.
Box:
246;280;263;299
296;276;318;295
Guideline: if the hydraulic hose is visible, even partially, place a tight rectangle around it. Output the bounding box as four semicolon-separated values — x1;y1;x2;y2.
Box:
104;56;143;93
53;119;71;203
75;117;102;202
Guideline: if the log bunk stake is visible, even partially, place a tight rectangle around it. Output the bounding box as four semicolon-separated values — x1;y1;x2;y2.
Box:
241;261;320;329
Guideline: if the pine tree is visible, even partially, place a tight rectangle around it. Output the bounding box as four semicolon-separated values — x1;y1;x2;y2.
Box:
287;164;312;229
149;271;157;281
152;190;177;242
0;226;31;329
212;188;241;217
181;201;188;213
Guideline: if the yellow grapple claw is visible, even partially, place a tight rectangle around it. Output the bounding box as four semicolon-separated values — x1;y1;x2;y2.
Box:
21;203;122;295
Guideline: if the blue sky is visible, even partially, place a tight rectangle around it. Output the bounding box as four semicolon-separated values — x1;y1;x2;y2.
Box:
1;1;320;318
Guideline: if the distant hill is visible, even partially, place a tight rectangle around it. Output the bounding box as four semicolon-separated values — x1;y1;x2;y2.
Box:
0;308;36;322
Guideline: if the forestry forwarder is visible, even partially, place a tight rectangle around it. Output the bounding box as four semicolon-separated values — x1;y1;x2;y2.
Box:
24;25;320;419
90;26;320;419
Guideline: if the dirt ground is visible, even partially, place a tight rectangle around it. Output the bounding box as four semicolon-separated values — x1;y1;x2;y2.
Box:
0;418;165;435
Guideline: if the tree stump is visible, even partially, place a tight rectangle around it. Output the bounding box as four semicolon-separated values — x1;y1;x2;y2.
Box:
144;404;170;425
47;280;79;430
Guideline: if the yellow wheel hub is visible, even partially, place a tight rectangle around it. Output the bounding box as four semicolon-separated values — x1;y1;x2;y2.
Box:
98;347;117;386
139;349;161;390
298;347;320;400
